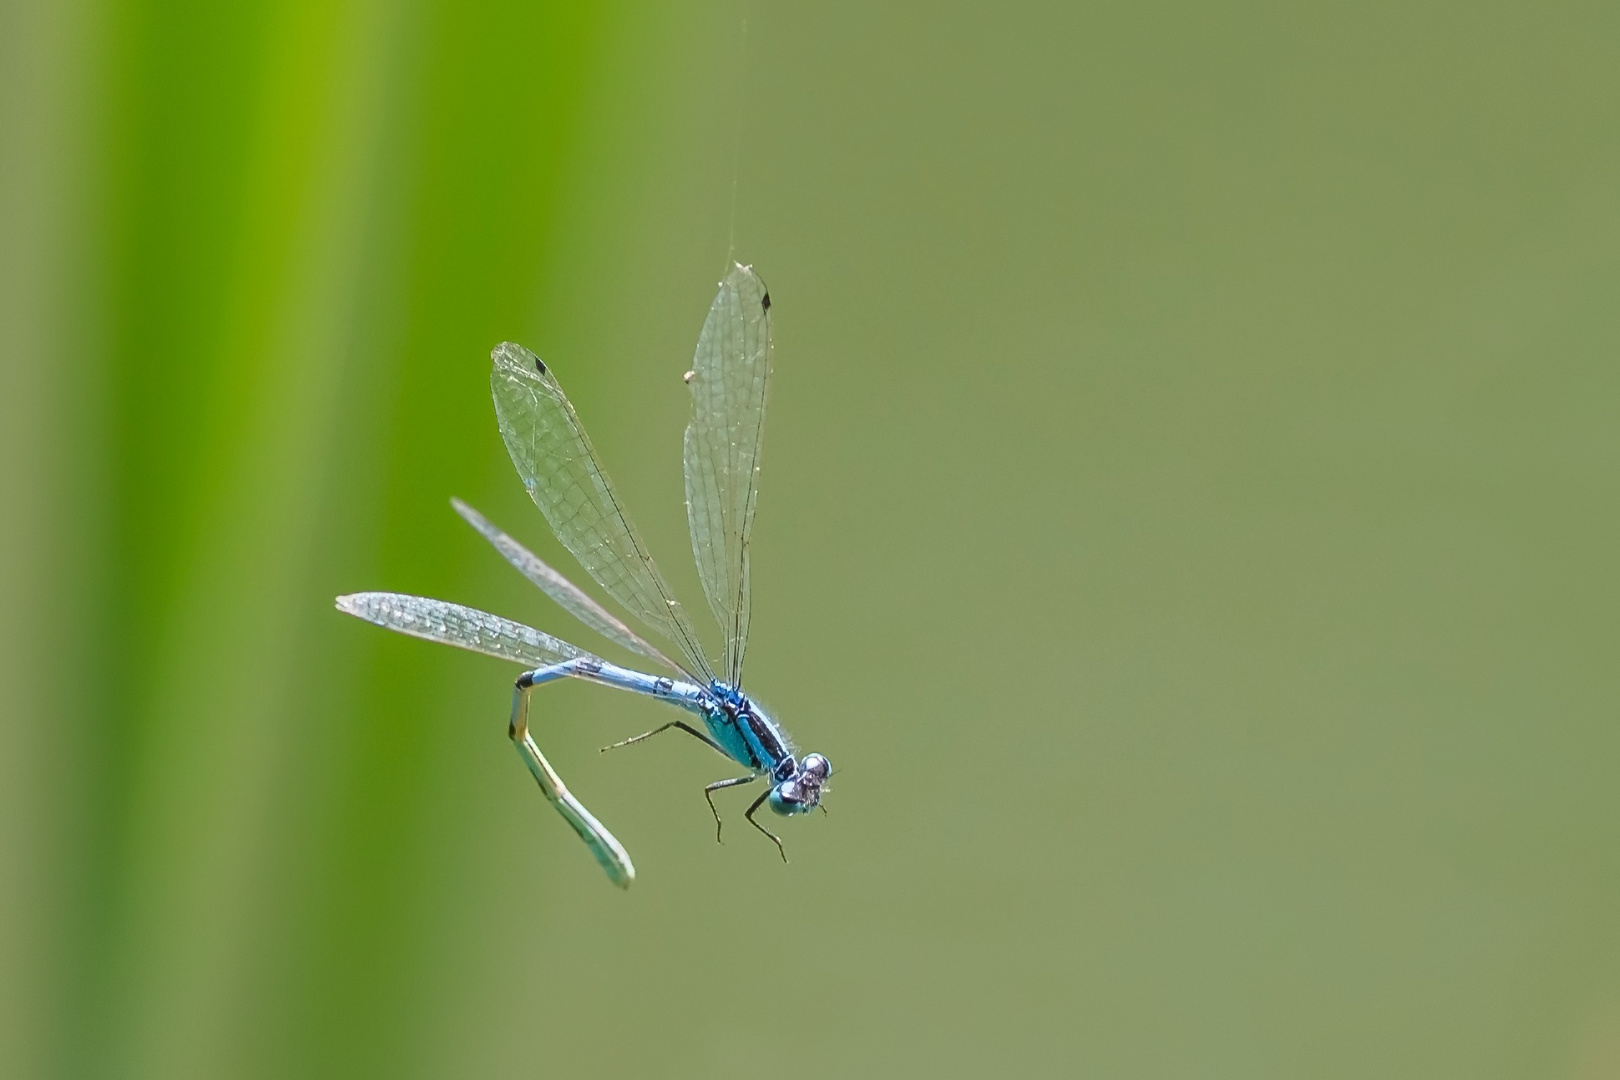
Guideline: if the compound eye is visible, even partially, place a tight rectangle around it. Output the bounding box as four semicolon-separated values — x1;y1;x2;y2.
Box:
801;753;831;779
768;781;803;816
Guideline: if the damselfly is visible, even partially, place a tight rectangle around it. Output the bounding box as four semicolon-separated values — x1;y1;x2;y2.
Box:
336;264;829;887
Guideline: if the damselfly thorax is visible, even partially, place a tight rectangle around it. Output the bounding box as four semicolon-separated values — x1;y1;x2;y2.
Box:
694;682;830;815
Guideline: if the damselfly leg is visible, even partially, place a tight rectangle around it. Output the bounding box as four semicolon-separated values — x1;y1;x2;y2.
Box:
601;720;728;758
703;774;762;843
745;789;788;864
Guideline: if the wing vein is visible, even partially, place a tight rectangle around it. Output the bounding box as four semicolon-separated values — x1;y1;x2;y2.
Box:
491;343;715;681
683;263;772;686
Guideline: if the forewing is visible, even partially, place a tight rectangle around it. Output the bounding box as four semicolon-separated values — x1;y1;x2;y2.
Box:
683;263;771;685
335;592;590;668
451;497;686;677
490;343;714;680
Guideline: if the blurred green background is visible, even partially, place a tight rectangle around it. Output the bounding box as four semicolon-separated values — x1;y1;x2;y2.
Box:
4;0;1619;1076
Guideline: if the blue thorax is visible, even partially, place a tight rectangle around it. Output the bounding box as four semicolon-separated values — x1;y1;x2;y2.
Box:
694;681;796;777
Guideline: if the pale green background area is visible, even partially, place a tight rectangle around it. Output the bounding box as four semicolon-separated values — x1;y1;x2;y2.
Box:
3;0;1619;1076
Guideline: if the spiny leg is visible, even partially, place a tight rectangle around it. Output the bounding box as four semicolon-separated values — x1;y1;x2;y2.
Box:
601;720;728;759
745;790;788;863
703;774;761;843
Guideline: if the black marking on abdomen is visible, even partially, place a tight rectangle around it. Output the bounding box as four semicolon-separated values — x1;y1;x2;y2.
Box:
654;676;673;694
575;657;602;675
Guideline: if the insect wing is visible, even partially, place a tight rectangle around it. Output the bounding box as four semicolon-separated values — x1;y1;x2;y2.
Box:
335;592;592;668
683;263;771;686
490;343;714;681
451;497;686;677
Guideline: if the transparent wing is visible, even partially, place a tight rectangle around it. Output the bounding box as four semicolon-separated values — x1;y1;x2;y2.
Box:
490;343;714;681
450;497;687;678
683;263;771;686
335;592;593;668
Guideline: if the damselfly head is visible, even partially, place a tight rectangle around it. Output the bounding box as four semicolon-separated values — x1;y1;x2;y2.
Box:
767;753;832;817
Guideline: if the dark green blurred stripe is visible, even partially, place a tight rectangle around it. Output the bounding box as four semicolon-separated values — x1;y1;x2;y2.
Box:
53;1;605;1076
